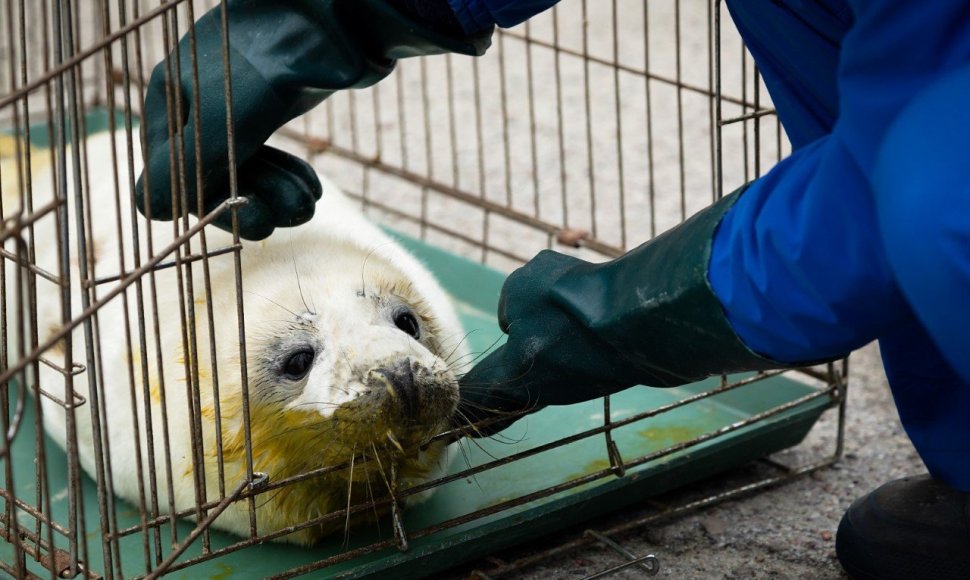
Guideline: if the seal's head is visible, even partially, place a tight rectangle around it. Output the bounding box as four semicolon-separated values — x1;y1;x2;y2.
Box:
207;235;466;544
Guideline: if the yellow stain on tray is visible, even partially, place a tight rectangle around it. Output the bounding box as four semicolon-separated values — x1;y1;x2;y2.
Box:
559;424;716;488
563;458;614;488
638;424;709;448
580;458;612;476
210;563;234;580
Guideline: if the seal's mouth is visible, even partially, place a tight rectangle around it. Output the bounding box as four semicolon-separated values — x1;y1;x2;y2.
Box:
366;358;457;421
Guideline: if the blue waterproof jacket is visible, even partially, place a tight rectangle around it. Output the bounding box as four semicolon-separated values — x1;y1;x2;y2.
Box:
449;0;970;490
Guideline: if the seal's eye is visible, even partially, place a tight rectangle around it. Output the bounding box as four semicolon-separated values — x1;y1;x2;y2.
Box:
394;311;420;339
281;348;315;381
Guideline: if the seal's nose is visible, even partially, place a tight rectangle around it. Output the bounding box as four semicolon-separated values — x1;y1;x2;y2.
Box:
376;359;418;417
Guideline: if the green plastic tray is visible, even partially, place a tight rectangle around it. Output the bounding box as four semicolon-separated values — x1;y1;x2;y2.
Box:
2;115;832;578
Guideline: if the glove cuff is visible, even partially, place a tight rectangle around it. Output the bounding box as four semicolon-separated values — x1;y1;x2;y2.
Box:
550;185;814;387
336;0;493;64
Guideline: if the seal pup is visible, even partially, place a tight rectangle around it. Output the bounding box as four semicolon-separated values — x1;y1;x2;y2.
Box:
2;129;469;545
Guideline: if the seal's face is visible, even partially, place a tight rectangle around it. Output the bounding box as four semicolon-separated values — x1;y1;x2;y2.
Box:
249;270;459;452
212;241;463;543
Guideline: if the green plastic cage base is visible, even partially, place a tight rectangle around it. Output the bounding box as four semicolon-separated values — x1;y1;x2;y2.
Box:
1;115;832;578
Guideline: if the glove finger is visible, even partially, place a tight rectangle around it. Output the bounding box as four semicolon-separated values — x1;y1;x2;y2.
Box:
497;249;583;332
134;59;190;222
255;146;323;202
246;146;323;228
496;268;521;333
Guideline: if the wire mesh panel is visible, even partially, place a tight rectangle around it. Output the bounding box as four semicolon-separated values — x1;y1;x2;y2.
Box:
0;1;845;578
292;1;792;267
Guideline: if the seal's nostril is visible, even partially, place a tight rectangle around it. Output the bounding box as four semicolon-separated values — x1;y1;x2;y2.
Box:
376;359;418;417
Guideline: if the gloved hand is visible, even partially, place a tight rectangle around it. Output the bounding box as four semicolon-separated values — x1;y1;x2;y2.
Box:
135;0;492;240
457;187;818;436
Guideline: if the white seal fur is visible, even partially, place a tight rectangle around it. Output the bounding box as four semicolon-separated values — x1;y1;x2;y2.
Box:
1;130;468;545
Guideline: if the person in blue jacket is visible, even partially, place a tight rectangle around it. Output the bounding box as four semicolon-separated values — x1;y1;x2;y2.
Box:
137;1;970;578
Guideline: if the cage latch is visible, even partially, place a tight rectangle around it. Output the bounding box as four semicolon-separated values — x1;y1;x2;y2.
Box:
248;471;270;491
603;397;626;478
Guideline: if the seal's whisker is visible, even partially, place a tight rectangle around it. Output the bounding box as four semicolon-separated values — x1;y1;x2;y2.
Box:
452;437;486;492
441;329;479;366
447;356;491;373
370;443;394;498
361;459;383;538
448;333;507;372
245;290;300;318
450;408;513;458
456;397;537;415
342;444;357;550
451;429;477;470
461;431;508;459
452;400;536;447
293;257;315;315
457;355;539;386
358;242;396;297
248;318;302;326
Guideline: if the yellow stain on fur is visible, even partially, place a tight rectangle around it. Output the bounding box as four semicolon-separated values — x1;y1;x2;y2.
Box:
126;351;163;403
172;342;212;384
1;135;52;209
0;134;19;157
207;396;441;544
45;322;66;357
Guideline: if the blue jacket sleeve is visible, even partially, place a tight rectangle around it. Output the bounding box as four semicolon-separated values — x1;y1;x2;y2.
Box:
709;135;909;363
710;0;970;382
447;0;561;33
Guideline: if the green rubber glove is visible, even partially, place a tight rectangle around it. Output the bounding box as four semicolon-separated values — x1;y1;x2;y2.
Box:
457;187;812;435
135;0;492;240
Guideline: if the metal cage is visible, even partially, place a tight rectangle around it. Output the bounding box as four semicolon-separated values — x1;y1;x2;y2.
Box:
0;1;847;578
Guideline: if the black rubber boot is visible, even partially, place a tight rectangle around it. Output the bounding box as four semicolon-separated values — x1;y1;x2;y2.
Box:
835;475;970;580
